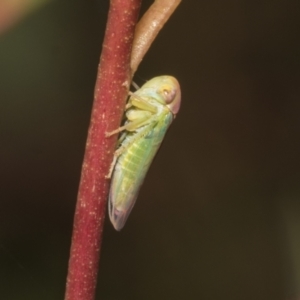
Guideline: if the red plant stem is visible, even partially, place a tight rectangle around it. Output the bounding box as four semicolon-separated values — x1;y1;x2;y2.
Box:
64;1;141;300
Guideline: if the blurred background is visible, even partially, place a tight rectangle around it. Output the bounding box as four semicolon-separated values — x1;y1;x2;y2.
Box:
0;0;300;299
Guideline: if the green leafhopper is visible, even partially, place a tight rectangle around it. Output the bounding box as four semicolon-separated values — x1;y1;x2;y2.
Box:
106;76;181;231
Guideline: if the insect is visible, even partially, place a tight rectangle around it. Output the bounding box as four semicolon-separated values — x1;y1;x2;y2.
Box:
106;76;181;231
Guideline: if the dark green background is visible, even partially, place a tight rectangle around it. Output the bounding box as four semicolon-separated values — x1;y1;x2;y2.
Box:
1;0;299;299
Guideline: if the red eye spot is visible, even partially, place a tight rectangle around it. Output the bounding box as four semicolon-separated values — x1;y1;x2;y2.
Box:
162;88;176;104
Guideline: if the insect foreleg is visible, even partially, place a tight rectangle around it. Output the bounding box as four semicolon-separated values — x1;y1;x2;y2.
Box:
106;111;153;137
126;109;151;121
129;93;157;113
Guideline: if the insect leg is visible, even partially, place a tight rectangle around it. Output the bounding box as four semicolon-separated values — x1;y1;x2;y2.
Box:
114;118;156;156
106;117;157;178
106;155;118;179
106;111;153;137
129;93;158;113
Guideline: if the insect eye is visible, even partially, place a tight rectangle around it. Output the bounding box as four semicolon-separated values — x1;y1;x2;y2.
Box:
162;87;176;104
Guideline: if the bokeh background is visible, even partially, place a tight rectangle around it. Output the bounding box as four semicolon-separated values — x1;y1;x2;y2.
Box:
1;0;300;299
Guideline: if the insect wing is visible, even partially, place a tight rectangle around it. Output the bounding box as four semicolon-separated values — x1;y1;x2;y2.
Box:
109;199;135;231
108;171;139;231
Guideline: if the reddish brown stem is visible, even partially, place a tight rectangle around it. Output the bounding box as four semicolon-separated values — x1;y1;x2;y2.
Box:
64;1;141;300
